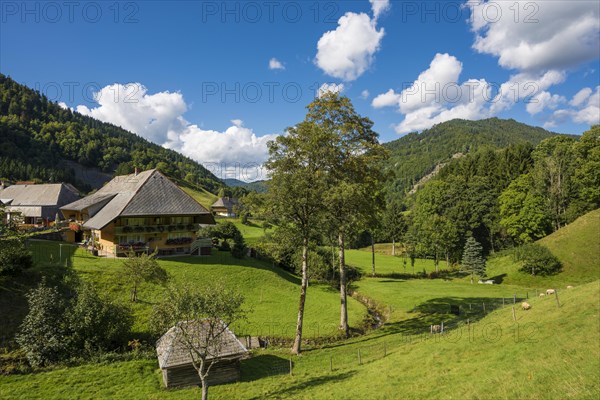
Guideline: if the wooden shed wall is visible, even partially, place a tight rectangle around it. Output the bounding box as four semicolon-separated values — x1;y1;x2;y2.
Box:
162;359;241;388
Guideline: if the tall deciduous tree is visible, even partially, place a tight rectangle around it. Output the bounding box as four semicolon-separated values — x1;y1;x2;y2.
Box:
573;125;600;211
382;200;406;257
499;173;552;244
462;237;486;284
265;121;333;354
152;283;246;400
303;92;388;337
531;136;577;231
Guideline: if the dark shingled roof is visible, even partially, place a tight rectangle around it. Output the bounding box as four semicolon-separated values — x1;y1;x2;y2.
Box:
156;319;248;370
0;183;79;207
122;172;209;216
60;169;213;230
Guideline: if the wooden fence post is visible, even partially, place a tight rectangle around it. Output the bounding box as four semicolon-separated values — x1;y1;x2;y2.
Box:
512;306;516;321
330;356;333;372
513;294;516;304
358;349;362;365
555;290;561;308
502;297;505;305
289;357;293;376
482;302;486;313
384;342;387;357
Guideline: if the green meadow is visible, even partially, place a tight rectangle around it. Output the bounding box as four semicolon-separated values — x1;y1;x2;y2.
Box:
1;209;598;399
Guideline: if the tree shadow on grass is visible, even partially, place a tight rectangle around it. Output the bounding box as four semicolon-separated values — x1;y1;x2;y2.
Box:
240;354;292;382
244;367;356;400
381;295;526;336
167;252;301;286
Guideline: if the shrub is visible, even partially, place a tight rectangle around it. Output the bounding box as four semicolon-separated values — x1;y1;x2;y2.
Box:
17;280;134;367
68;283;132;353
0;239;33;276
16;281;70;367
514;243;562;276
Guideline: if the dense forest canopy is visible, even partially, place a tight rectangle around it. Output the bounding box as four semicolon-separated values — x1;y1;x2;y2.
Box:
0;74;223;193
401;125;599;264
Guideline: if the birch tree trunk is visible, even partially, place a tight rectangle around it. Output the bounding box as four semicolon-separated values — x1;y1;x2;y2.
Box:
338;231;349;337
292;237;309;354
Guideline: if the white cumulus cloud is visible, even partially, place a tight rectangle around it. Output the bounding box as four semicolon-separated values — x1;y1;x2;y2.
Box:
76;83;188;145
269;58;285;70
467;1;600;72
315;12;385;81
545;86;600;128
372;54;496;134
370;0;390;20
570;87;593;107
76;83;279;167
525;91;565;115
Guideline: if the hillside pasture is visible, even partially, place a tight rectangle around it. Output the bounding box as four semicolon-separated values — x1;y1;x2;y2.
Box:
486;209;600;287
2;279;597;400
3;242;365;345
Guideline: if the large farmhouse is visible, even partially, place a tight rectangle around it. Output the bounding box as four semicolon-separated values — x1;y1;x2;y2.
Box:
0;182;80;227
60;169;215;256
156;319;248;388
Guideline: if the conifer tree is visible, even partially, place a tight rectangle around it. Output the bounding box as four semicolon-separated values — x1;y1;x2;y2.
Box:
462;236;486;284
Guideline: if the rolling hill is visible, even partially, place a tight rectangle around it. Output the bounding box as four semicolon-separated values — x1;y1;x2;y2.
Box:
486;208;600;287
223;178;268;193
384;118;562;195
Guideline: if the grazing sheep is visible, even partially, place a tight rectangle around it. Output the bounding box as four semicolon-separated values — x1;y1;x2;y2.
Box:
431;324;441;334
546;289;556;295
539;293;546;297
521;302;531;310
567;285;574;289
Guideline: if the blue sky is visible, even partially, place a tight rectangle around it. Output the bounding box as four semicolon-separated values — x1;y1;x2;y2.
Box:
1;0;599;174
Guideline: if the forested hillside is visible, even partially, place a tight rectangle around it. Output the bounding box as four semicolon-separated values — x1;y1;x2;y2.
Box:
0;74;222;193
397;125;599;266
384;118;561;196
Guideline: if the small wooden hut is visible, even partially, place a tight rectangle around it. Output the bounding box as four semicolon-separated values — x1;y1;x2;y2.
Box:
156;320;248;388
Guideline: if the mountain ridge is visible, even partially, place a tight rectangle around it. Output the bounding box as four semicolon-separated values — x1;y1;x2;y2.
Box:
383;117;566;196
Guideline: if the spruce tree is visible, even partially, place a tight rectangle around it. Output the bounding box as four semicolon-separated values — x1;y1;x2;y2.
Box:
462;236;486;284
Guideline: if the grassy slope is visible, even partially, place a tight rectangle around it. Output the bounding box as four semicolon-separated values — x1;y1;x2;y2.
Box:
180;186;218;210
345;249;440;276
2;280;597;399
486;209;600;287
2;242;364;345
216;217;273;246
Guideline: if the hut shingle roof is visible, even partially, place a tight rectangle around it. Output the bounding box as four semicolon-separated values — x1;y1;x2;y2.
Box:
156;319;248;369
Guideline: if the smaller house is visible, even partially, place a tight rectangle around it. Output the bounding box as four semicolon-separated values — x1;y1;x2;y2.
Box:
211;197;239;217
156;319;248;388
0;183;80;226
